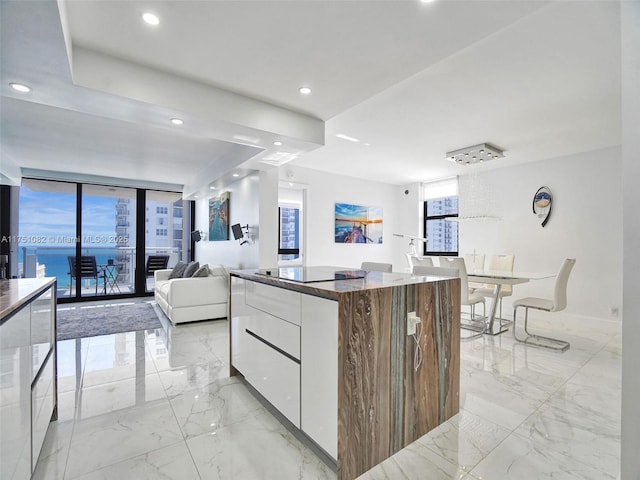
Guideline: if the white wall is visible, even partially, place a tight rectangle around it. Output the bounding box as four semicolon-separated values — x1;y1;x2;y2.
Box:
279;166;418;272
621;1;640;478
194;173;260;269
459;146;622;320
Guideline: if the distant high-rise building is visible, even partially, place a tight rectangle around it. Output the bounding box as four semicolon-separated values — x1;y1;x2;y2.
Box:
115;198;184;285
425;197;458;254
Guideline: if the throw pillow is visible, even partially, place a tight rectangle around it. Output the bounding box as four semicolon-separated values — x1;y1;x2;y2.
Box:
207;264;228;277
168;261;187;279
191;265;210;278
183;261;200;278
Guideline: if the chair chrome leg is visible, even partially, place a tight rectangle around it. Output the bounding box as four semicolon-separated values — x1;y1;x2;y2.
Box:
513;306;570;352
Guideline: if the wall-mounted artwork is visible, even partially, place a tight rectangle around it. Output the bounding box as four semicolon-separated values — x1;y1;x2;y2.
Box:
209;191;230;241
532;186;552;227
335;203;383;243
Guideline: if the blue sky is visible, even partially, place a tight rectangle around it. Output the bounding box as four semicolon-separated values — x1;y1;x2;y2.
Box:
335;202;383;221
18;187;118;247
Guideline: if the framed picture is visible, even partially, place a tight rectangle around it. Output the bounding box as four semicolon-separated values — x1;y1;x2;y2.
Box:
335;202;383;243
209;192;230;241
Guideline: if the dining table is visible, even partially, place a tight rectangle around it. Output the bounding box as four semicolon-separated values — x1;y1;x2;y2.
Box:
467;269;555;335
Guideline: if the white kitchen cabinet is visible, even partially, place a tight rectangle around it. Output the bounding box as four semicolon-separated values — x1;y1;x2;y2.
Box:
245;280;301;325
0;278;57;479
231;277;339;455
301;295;338;459
242;328;300;426
0;307;31;480
231;278;301;426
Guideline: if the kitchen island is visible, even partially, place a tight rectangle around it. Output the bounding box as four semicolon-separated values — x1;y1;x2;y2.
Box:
229;266;460;480
1;277;57;479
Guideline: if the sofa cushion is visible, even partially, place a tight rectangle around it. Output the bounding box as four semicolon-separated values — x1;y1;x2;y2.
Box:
191;265;210;278
155;280;170;300
207;264;229;278
183;261;200;278
168;261;187;279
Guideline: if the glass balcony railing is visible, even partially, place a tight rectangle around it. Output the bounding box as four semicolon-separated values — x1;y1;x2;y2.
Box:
17;245;179;298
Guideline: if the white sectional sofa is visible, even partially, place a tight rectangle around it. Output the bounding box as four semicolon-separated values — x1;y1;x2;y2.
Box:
154;263;228;324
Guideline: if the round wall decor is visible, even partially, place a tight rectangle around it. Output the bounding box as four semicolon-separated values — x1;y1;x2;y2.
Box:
532;186;552;227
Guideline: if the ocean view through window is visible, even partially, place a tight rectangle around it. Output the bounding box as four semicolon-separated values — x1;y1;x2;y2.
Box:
16;179;190;300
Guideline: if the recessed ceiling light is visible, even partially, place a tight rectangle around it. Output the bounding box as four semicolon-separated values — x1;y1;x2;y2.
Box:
298;86;311;95
273;141;283;146
10;82;31;93
142;12;160;26
232;173;240;177
170;118;183;125
210;186;216;190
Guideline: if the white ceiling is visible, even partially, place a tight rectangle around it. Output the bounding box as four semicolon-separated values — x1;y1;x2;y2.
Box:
0;0;622;193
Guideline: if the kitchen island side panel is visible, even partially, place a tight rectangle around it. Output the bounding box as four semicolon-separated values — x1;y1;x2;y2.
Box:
402;280;460;445
337;287;393;480
337;279;460;480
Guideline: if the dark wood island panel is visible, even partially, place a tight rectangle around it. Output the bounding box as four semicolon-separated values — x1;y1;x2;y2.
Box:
337;280;460;480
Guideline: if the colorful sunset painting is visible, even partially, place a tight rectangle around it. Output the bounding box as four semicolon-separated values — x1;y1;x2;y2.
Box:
335;203;383;244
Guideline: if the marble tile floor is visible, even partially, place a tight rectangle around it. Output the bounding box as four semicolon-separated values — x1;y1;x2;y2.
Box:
34;300;621;479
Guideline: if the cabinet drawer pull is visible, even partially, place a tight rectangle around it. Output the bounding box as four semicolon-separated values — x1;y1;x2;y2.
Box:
245;328;300;364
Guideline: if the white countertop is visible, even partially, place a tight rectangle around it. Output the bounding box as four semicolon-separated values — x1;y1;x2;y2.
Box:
0;277;56;323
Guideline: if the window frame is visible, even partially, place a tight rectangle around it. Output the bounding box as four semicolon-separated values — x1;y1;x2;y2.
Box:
277;206;300;258
423;196;459;256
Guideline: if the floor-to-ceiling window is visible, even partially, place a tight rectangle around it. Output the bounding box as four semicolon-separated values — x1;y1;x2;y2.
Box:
16;178;191;301
17;179;77;298
81;184;137;297
145;191;188;291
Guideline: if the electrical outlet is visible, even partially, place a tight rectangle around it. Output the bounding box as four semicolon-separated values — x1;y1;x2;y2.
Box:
610;306;619;317
407;311;421;335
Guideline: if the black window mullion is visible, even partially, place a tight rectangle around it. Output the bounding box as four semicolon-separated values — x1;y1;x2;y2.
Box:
135;189;146;294
74;184;82;300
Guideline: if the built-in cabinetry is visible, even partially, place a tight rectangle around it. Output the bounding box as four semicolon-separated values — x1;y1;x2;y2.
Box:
231;279;338;457
230;268;460;480
0;278;57;480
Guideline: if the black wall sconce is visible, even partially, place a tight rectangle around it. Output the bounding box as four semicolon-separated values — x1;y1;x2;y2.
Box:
231;223;250;245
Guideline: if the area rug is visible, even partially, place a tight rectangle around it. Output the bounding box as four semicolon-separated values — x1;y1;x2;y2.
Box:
57;302;163;341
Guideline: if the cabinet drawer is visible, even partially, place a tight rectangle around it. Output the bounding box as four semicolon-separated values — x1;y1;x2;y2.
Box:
31;356;54;472
30;292;54;380
245;281;301;325
242;329;300;427
244;310;300;360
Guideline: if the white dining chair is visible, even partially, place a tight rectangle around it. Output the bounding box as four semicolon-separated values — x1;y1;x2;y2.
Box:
412;265;458;277
439;256;486;327
407;255;434;270
464;253;485;290
464;252;485;271
360;261;393;273
511;258;576;351
473;254;515;321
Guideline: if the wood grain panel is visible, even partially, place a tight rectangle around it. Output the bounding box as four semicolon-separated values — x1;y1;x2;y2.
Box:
337;279;460;480
402;279;460;444
338;288;392;480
